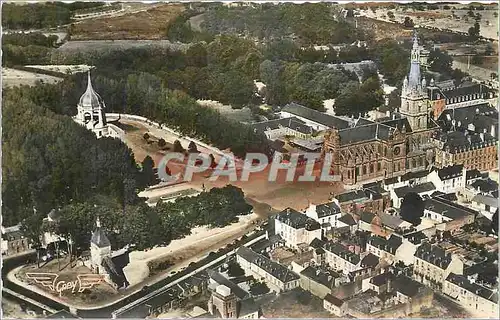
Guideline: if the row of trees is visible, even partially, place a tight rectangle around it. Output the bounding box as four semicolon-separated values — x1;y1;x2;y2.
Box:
28;185;252;253
200;3;366;46
2;2;104;30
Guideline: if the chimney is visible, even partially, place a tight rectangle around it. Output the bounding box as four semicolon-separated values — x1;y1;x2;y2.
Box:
386;110;391;117
480;133;484;142
457;121;461;127
491;124;496;138
392;113;396;120
316;269;321;276
467;136;472;144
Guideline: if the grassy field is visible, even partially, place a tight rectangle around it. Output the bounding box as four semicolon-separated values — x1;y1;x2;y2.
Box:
70;4;185;40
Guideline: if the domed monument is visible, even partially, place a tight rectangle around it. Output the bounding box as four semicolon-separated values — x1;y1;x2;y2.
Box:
74;70;109;138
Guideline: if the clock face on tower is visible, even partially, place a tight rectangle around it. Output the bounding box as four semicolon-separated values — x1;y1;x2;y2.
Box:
393;146;401;156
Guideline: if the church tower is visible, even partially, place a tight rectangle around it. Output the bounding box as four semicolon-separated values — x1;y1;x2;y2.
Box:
90;217;111;274
75;71;109;138
400;32;428;132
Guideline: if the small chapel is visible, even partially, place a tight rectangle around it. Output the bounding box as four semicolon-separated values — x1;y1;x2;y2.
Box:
74;70;109;138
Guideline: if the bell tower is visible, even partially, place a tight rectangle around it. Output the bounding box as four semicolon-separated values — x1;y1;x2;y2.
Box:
400;32;428;132
75;70;109;138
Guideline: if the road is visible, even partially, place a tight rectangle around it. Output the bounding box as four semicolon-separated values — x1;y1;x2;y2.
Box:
2;229;268;318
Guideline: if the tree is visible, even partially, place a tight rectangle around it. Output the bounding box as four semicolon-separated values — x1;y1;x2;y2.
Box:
428;49;453;74
188;141;198;153
491;209;498;235
143;132;150;141
120;204;167;250
141;156;158;187
400;192;425;226
387;11;395;20
173;139;185;153
471;54;483;65
227;262;245;277
403;16;414;28
158;138;167;149
491;73;498;81
468;22;480;40
209;154;217;168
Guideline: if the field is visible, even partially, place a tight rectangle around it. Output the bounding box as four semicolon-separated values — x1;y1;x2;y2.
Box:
70;4;185;40
357;5;498;40
2;67;63;88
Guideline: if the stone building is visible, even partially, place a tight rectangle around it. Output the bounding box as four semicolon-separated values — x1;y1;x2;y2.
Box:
322;34;437;186
413;243;464;290
443;273;498;319
1;224;30;256
274;208;322;250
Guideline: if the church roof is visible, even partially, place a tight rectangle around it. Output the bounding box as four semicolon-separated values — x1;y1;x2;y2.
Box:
91;227;111;248
79;71;105;110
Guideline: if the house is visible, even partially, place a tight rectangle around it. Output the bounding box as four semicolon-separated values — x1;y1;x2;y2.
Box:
357;211;376;232
298;265;349;298
382;169;429;192
332;185;390;215
423;196;476;231
370;212;413;237
427;164;465;194
304;202;342;232
396;232;428;265
335;214;358;233
1;224;30;256
236;246;300;293
391;182;436;208
443;273;498;318
366;235;403;265
413;243;464;290
274;208;322;250
206;285;262;319
324;293;347;316
471;193;498;220
345;273;433;318
323;241;361;275
251;117;315;141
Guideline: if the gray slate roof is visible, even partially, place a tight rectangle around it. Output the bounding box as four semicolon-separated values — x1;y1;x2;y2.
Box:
282;102;350;129
394;182;436;198
275;208;321;231
91;228;111;248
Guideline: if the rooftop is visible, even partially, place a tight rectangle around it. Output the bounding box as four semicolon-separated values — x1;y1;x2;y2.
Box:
446;273;497;302
324;293;344;307
281;102;350;130
367;235;402;255
236;247;300;283
300;265;342;289
252;117;314;135
276;208;321;231
415;243;452;269
425;197;477;220
324;241;360;265
315;202;341;218
394;182;436;198
337;214;357;226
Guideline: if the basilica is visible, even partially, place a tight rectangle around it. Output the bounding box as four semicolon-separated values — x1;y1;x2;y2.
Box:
321;33;498;185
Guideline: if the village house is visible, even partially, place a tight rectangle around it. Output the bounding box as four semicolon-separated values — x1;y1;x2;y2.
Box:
366;235;403;265
443;273;498;319
296;265;349;299
274;208;322;250
382;169;429;192
323;241;362;275
390;181;436;208
1;224;30;256
236;246;300;293
304;201;342;232
345;273;433;318
332;184;390;215
369;212;414;237
413;243;464;290
323;293;347;317
423;196;476;232
427;164;465;194
205;284;262;319
335;214;358;234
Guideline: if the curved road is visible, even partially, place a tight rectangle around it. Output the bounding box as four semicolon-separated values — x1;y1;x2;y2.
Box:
2;229;268;318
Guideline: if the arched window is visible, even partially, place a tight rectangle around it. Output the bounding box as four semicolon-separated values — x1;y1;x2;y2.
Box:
377;162;381;171
347;170;351;179
362;165;367;175
370;164;374;173
412;159;417;168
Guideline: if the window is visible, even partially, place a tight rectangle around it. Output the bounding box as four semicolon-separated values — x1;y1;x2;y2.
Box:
369;164;374;173
362;165;367;175
377;162;381;171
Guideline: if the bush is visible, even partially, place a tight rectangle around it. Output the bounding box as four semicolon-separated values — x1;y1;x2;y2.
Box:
158;138;167;148
143;132;150;140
